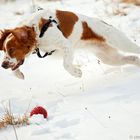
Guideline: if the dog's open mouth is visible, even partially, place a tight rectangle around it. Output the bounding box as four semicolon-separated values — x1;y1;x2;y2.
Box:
11;60;24;71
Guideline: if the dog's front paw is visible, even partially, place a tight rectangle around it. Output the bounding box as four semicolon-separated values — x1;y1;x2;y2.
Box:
64;63;82;78
13;69;25;80
68;66;82;78
73;67;82;78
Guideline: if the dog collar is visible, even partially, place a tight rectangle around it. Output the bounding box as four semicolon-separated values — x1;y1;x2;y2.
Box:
39;16;60;38
35;16;59;58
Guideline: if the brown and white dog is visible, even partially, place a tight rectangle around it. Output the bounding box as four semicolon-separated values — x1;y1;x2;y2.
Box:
0;9;140;79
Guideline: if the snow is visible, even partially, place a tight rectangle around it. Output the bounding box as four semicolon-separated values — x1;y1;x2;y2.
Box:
0;0;140;140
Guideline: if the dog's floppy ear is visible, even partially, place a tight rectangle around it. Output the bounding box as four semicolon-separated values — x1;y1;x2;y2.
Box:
11;26;36;50
11;27;28;43
0;29;11;50
11;26;35;43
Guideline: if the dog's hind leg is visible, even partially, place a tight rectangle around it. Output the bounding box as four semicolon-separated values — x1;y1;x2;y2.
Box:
94;42;140;67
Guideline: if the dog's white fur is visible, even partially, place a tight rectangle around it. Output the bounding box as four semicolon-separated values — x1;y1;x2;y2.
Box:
3;9;140;78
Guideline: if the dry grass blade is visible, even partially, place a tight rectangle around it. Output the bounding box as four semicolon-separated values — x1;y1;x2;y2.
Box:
0;120;5;129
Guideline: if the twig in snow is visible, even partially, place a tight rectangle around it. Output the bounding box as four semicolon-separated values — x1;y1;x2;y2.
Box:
84;107;107;128
12;124;19;140
9;100;19;140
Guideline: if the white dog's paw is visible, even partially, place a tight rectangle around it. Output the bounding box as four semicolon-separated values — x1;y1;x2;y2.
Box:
70;66;82;78
13;69;25;80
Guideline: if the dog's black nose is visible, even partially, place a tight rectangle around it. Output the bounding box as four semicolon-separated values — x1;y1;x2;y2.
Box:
1;62;9;69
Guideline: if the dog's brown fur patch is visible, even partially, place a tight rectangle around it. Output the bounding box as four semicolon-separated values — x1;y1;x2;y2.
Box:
0;30;11;50
38;17;52;32
81;21;105;42
56;10;78;38
121;0;140;5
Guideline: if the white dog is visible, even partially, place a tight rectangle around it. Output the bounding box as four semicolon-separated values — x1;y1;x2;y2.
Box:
0;9;140;79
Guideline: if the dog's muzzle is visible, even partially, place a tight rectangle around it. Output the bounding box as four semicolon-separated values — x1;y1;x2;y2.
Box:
1;59;24;70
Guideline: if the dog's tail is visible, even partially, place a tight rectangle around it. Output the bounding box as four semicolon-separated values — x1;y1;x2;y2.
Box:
92;18;140;54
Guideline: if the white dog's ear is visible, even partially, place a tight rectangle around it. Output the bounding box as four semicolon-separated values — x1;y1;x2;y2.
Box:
0;29;11;50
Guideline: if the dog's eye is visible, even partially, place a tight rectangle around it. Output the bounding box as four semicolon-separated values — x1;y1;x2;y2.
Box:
8;47;15;54
27;46;30;49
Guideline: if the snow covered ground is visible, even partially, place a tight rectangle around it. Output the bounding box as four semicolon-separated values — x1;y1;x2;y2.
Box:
0;0;140;140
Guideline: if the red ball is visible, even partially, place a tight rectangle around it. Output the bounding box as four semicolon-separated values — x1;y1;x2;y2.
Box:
30;106;48;118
